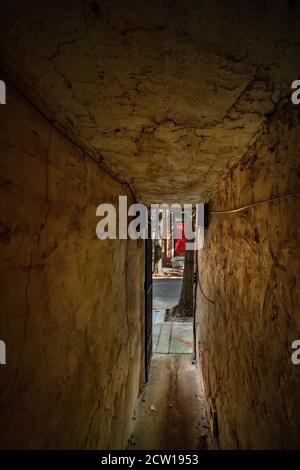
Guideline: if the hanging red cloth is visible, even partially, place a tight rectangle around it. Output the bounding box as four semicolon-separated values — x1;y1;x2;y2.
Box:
174;222;185;256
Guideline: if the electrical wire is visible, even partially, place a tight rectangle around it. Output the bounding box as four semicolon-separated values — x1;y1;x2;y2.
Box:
196;257;215;305
198;275;215;304
193;193;297;307
210;193;295;214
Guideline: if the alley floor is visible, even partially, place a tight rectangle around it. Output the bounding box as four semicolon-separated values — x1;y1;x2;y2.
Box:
128;355;210;450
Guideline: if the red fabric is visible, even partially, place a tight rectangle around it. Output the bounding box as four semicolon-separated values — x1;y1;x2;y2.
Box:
175;222;185;256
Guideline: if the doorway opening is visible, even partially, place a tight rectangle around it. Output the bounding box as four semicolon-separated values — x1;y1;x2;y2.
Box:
145;208;194;372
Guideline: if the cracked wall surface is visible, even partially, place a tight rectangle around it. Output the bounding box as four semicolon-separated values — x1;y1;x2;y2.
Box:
196;102;300;449
0;79;144;449
0;0;299;202
0;0;300;452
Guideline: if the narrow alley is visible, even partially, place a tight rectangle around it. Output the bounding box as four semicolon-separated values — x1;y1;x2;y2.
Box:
129;355;209;450
0;0;299;457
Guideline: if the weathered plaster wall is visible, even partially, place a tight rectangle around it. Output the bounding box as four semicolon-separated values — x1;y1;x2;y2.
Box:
196;103;300;449
0;80;144;449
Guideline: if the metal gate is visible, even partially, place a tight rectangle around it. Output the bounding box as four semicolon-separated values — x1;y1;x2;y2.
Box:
144;215;153;382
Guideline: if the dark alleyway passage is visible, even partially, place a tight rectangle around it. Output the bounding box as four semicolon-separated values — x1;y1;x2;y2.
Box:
0;0;300;452
129;355;209;450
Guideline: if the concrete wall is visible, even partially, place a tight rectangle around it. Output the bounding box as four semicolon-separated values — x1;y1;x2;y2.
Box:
196;103;300;449
0;80;144;449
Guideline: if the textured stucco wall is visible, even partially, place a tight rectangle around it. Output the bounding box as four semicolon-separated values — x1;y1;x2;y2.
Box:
0;80;144;449
196;103;300;449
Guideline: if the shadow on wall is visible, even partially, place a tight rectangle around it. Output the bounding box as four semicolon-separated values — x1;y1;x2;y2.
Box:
0;79;145;449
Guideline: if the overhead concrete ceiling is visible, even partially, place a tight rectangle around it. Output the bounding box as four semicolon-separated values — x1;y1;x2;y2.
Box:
0;0;299;203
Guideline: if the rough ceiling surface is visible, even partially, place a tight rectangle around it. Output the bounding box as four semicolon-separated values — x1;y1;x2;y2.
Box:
0;0;299;203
